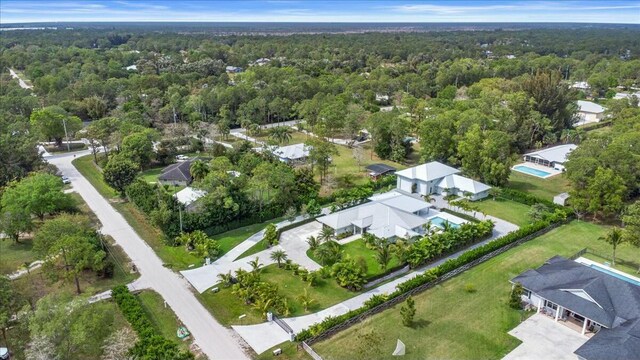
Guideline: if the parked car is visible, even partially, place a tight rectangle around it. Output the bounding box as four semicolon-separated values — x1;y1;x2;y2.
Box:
0;347;9;360
61;176;71;184
176;155;190;161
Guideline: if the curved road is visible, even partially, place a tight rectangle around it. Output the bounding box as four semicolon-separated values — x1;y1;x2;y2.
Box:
48;151;249;360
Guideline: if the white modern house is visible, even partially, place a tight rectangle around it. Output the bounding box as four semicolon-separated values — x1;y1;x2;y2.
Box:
317;190;465;240
576;101;606;126
174;187;207;212
523;144;577;171
395;161;491;201
267;143;310;164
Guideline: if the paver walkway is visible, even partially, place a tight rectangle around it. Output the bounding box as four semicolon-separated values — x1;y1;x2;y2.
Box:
48;150;249;360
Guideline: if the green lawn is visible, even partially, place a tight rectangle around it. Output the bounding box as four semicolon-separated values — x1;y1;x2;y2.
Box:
197;264;354;327
472;198;532;227
342;239;401;278
213;217;285;257
582;252;640;278
139;167;164;183
312;221;635;360
507;171;572;201
138;290;192;351
0;238;35;274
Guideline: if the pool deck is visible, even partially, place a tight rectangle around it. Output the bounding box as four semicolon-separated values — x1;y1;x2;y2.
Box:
574;257;640;285
512;162;562;179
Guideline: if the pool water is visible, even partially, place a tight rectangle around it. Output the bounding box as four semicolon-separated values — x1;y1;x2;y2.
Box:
430;216;461;229
513;165;552;178
589;264;640;287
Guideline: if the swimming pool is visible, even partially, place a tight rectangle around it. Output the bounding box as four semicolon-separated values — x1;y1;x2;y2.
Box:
513;165;552;178
589;264;640;287
430;216;461;229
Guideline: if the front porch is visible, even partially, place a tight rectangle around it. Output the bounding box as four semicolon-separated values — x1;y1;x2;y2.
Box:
534;297;598;337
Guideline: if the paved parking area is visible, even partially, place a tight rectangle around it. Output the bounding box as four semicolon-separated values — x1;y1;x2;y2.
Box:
279;221;322;270
503;313;588;360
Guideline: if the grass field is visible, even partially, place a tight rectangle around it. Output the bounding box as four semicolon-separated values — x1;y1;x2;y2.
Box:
138;290;193;351
0;238;35;275
197;264;354;327
342;239;401;278
507;171;571;201
310;221;638;360
213;217;285;257
472;198;532;227
139;166;164;183
582;252;640;277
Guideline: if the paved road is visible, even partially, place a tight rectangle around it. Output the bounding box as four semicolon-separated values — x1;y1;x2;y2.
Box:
48;151;249;360
8;68;33;89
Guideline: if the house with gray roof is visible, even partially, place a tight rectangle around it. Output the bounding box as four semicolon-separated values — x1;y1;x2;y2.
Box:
576;100;606;126
158;160;193;186
523;144;577;171
317;190;435;239
395;161;491;201
511;256;640;360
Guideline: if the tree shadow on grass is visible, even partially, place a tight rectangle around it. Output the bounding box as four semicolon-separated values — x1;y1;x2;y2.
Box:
412;318;432;329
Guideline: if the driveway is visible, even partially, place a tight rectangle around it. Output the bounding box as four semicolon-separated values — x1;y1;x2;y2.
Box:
503;313;588;360
48;151;249;360
181;217;323;293
279;221;322;270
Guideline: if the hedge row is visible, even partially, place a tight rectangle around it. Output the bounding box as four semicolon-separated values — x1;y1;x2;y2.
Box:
295;209;570;341
498;188;558;208
111;286;193;360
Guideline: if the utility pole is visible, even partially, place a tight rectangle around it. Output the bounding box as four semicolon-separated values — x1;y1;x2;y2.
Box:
178;206;183;233
62;117;71;152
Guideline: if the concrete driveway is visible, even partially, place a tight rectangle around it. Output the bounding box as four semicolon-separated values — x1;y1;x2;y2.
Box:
503;313;588;360
279;221;322;270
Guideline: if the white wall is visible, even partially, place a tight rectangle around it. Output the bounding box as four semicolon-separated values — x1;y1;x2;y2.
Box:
397;176;414;193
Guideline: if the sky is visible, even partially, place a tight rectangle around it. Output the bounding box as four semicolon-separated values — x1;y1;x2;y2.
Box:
1;1;639;24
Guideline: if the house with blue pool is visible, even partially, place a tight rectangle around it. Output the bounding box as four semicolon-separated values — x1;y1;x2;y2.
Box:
317;161;485;240
511;256;640;360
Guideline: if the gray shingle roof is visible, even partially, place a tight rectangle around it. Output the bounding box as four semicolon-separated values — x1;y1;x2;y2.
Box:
574;317;640;360
512;256;640;360
159;161;193;182
366;163;397;176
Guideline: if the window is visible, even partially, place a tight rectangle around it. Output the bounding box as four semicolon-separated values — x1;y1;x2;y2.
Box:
523;289;531;299
545;300;558;310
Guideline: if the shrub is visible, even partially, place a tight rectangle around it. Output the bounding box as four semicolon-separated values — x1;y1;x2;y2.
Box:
331;257;367;291
464;283;477;293
400;297;416;327
510;283;524;309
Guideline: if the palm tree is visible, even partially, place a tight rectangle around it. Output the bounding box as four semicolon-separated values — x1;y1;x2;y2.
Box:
318;226;335;243
190;160;209;182
422;221;436;237
599;227;626;265
376;245;392;271
298;288;315;312
270;249;288;268
313;241;343;266
268;126;292;144
306;235;320;250
392;239;411;264
422;194;435;204
217;271;233;287
248;257;263;272
441;221;454;233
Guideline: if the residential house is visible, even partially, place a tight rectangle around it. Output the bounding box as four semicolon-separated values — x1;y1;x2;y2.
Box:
366;163;397;180
174;187;207;212
395;161;491;200
523;144;577;171
511;256;640;360
317;191;436;239
267;143;310;164
571;81;591;91
576;101;606;126
158;160;194;186
225;66;243;73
